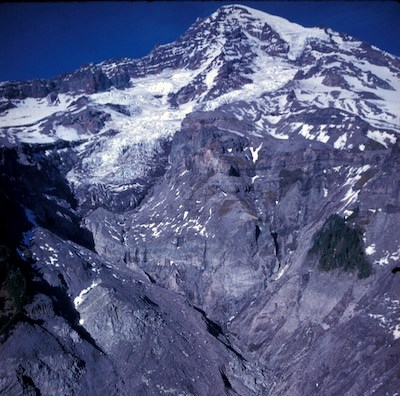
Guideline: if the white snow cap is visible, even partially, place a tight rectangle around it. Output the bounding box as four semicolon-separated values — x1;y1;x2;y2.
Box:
215;4;329;60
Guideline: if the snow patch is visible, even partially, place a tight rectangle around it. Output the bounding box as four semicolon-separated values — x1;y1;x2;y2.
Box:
317;125;330;143
74;281;100;308
204;67;219;89
365;244;376;256
334;133;348;150
393;324;400;340
0;95;74;128
265;126;289;140
299;124;313;139
249;143;262;163
274;263;289;280
343;165;371;187
368;313;387;327
295;123;330;144
375;252;390;266
343;209;353;218
366;130;396;148
54;125;81;141
341;165;371;209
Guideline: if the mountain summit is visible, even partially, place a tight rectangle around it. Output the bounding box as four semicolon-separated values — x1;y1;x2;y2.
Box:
1;5;400;395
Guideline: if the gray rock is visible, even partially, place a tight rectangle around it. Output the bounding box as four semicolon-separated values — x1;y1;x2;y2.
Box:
1;4;400;395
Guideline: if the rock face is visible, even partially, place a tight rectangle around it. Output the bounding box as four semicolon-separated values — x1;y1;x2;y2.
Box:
1;4;400;395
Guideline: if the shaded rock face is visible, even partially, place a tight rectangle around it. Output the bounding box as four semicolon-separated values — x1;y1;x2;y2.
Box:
1;4;400;395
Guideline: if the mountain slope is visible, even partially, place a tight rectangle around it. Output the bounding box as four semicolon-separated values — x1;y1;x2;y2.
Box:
1;4;400;395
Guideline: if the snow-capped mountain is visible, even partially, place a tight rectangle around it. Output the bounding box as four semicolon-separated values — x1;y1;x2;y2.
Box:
1;5;400;395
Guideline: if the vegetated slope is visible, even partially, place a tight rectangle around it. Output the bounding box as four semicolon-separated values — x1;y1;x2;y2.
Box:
1;4;400;395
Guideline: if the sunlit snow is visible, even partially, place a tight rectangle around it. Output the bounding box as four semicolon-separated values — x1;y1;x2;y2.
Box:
365;244;376;256
74;280;100;308
228;5;329;60
0;95;74;128
1;3;399;191
366;130;397;148
249;143;262;163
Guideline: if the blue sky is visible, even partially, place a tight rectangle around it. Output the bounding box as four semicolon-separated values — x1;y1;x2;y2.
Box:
1;1;399;82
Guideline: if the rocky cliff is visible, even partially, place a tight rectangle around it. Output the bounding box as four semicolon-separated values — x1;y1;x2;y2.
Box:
1;5;399;395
